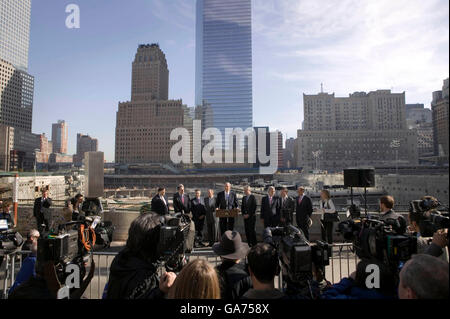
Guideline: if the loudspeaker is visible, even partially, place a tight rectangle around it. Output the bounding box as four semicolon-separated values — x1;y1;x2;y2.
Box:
344;168;375;188
85;152;104;198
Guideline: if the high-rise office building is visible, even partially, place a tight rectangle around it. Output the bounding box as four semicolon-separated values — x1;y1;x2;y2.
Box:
432;78;449;161
0;0;31;72
298;89;418;170
52;120;68;154
0;0;34;133
195;0;253;139
131;44;169;101
0;58;34;131
115;44;191;165
74;133;99;166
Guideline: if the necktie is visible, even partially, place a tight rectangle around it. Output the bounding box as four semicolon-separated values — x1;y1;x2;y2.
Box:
298;196;302;204
269;197;272;205
181;195;184;204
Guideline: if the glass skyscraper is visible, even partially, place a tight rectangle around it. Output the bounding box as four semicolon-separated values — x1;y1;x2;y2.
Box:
195;0;253;140
0;0;32;71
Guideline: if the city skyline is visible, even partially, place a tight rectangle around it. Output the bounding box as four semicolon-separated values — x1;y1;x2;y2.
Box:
27;0;449;161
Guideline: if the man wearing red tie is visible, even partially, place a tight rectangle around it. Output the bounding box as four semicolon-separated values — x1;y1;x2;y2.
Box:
295;186;313;240
173;184;192;217
260;186;281;228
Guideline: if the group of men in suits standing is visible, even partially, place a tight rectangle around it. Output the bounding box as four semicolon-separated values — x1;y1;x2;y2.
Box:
260;186;313;239
150;182;314;248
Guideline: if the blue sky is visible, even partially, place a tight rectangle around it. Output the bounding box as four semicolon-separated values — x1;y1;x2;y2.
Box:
28;0;449;162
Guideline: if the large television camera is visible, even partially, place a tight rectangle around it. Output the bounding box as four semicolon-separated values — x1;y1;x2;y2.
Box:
0;219;23;255
263;225;331;289
37;217;97;284
337;215;417;271
409;197;449;237
156;213;191;272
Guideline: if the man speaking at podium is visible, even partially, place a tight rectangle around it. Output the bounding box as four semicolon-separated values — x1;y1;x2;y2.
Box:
216;182;239;236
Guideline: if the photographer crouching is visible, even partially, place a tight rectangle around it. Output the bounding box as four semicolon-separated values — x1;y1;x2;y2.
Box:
105;213;177;299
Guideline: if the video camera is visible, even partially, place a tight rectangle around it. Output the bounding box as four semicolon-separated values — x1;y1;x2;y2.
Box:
263;225;331;287
37;217;97;284
157;213;191;272
0;219;23;255
337;216;417;271
409;197;449;237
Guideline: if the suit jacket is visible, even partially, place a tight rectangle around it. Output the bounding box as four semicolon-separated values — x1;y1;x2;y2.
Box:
295;195;313;225
151;194;169;215
260;196;280;221
241;195;257;218
33;197;52;218
216;191;239;211
280;196;295;223
173;193;191;215
204;196;217;224
191;197;207;221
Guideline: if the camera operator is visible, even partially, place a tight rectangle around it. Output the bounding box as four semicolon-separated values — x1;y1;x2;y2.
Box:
398;254;449;299
378;195;403;222
8;252;95;299
21;229;40;257
71;193;84;221
106;213;176;299
241;243;285;299
213;231;252;300
425;229;449;259
33;187;52;234
8;235;38;295
0;201;14;227
408;209;448;262
320;259;397;300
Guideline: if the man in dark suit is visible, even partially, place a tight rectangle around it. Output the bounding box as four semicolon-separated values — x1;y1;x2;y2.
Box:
216;182;239;235
173;184;191;217
280;187;295;226
151;187;169;216
204;189;219;246
241;186;257;247
260;187;281;228
295;186;313;240
33;187;52;234
191;190;207;247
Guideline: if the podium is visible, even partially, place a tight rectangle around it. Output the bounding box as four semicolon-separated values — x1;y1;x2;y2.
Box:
216;209;240;218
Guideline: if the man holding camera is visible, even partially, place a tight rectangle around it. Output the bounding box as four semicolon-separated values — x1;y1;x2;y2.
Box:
242;243;285;299
33;187;52;234
106;213;176;299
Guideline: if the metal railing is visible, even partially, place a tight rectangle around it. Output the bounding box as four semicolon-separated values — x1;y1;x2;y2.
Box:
1;243;358;299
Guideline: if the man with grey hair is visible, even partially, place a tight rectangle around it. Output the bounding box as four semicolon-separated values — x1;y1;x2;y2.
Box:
21;229;40;253
398;254;449;299
216;182;239;235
